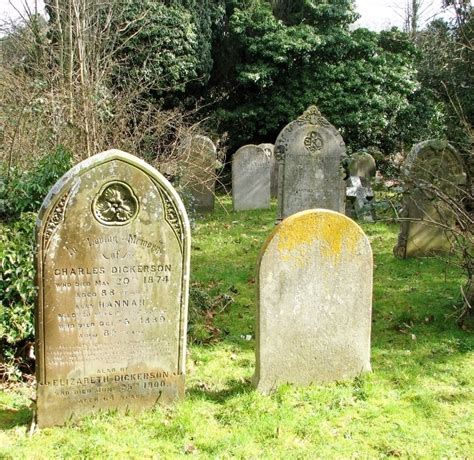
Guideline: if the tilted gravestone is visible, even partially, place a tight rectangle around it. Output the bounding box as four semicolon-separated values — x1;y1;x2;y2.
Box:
254;209;372;392
180;135;217;212
393;140;466;258
35;149;190;427
275;106;347;221
232;144;271;211
346;151;376;221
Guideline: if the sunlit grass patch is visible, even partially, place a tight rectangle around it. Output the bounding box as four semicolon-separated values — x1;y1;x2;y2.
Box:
1;197;472;459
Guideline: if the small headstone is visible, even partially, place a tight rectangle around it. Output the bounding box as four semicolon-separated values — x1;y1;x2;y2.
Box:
180;135;217;212
348;151;376;178
346;152;376;221
232;144;271;211
35;149;191;427
254;209;372;392
275;106;347;221
394;140;466;258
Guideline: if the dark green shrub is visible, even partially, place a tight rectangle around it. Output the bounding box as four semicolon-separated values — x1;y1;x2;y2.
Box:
0;146;72;219
0;212;36;379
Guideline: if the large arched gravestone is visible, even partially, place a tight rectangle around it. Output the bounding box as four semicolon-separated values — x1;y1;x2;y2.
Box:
254;209;373;392
232;144;271;211
275;106;347;221
180;135;217;212
35;150;190;427
394;140;466;258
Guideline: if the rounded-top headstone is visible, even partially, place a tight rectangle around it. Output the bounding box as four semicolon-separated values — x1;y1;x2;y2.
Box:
394;140;466;258
275;106;347;221
35;149;190;427
254;209;373;392
180;135;217;212
232;144;271;211
348;151;376;178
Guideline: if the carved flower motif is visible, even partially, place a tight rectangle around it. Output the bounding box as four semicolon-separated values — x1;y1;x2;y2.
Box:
304;131;323;154
94;182;138;225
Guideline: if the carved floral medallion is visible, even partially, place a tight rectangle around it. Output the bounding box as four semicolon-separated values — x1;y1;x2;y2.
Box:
304;131;323;154
92;181;139;226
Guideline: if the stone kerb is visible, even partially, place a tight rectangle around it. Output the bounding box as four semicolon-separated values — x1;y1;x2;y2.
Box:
393;140;466;258
275;106;347;221
232;144;271;211
35;149;191;427
254;209;373;393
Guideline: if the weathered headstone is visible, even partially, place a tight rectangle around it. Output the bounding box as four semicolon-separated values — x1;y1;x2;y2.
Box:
258;143;278;198
275;106;347;221
346;152;376;221
394;140;466;258
35;149;190;427
180;135;217;212
232;144;271;211
254;209;372;392
348;151;376;178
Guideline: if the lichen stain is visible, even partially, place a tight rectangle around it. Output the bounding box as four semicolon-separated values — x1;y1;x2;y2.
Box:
275;210;362;266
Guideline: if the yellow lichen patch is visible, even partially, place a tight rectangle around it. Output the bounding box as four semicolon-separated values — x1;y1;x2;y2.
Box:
275;209;364;265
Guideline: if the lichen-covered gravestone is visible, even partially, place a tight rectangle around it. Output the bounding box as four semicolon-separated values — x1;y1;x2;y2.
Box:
180;135;217;212
275;106;347;221
393;140;466;258
232;144;271;211
35;149;190;427
254;209;372;392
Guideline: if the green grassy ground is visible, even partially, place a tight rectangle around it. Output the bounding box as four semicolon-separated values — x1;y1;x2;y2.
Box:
1;198;473;459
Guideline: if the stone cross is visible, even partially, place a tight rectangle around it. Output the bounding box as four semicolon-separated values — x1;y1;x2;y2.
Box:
346;152;376;221
346;177;375;221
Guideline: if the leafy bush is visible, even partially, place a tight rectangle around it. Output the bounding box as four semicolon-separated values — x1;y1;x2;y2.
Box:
0;212;36;379
0;146;72;220
208;1;422;153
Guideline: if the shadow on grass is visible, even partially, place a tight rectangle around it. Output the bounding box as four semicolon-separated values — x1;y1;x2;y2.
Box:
0;405;32;429
187;377;253;404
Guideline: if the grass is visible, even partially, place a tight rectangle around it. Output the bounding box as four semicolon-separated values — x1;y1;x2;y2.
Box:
1;197;473;459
